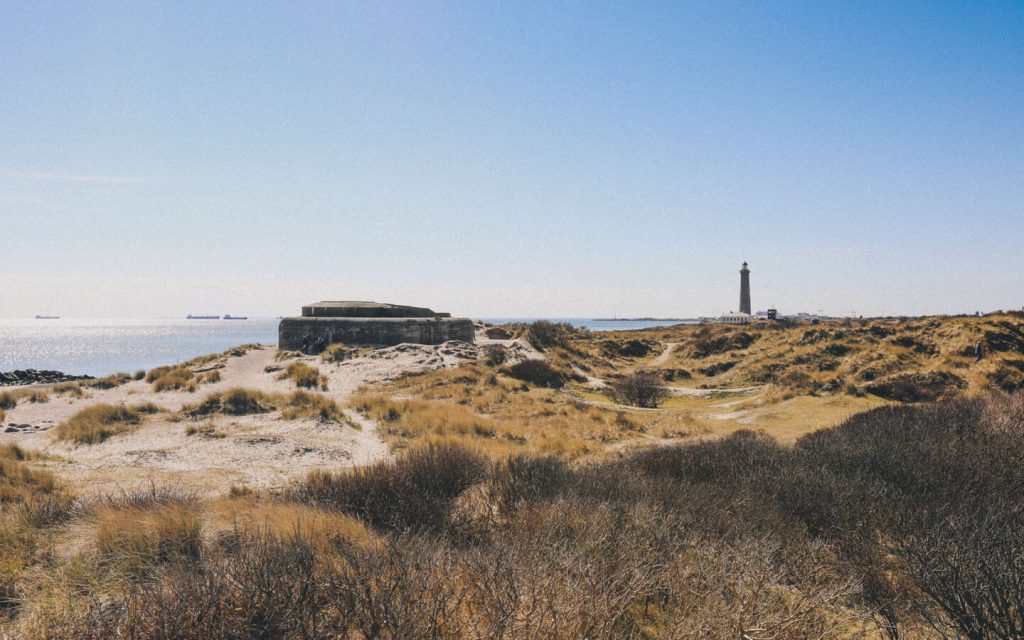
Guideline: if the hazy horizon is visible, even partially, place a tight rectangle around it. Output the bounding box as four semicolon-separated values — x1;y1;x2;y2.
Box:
3;2;1022;319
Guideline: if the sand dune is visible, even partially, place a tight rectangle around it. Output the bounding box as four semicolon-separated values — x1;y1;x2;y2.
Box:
1;338;498;496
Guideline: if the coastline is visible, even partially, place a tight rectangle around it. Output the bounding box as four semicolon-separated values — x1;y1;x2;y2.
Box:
0;317;681;377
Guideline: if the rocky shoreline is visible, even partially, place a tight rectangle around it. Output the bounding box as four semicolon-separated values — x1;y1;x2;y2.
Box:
0;369;94;387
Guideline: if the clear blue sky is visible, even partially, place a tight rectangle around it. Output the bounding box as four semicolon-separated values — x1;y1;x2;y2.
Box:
2;1;1022;318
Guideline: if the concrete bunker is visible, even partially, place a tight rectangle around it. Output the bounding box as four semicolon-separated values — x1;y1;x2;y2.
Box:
278;301;476;352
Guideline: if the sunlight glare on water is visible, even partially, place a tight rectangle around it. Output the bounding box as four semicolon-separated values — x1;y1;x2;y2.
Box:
0;318;280;377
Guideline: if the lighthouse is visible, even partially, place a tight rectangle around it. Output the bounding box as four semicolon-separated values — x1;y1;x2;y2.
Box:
739;262;751;315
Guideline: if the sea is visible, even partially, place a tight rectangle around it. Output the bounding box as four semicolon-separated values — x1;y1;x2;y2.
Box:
0;317;695;377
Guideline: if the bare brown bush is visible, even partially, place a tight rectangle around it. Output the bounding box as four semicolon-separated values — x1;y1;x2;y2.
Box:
481;344;509;366
606;370;670;408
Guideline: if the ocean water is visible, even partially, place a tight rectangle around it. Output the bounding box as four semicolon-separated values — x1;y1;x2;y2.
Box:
0;318;281;377
0;317;692;377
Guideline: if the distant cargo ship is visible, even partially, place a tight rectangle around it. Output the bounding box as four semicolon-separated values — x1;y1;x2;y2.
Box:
186;314;219;320
223;315;248;320
35;315;60;319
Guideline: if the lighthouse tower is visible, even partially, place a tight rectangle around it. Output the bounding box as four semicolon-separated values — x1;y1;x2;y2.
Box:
739;262;751;315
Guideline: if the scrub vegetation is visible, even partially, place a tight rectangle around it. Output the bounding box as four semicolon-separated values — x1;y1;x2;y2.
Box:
0;394;1021;638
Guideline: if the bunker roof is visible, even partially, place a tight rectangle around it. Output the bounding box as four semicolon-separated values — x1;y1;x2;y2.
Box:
300;301;450;318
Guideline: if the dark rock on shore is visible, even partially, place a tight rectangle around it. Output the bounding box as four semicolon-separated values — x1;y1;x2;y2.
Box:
4;423;50;433
0;369;94;387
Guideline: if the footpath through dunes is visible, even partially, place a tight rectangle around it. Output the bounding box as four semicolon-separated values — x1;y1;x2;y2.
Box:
0;341;486;496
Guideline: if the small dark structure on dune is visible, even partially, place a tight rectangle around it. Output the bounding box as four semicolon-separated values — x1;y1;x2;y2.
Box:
278;301;475;352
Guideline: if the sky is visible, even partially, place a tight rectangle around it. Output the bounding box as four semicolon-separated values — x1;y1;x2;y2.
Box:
1;1;1022;319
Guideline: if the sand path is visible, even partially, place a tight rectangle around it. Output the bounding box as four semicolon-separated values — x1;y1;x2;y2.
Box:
651;342;678;366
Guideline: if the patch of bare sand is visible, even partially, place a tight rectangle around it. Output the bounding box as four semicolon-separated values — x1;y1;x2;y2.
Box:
1;341;484;496
651;342;678;366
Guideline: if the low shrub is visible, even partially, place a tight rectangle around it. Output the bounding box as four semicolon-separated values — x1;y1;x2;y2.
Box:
685;331;758;358
983;322;1024;353
490;453;574;515
658;368;692;381
698;360;737;377
507;359;565;388
292;443;489;533
606;371;670;408
866;371;966;402
989;367;1024;393
600;338;656;358
629;429;788;493
526;320;580;350
481;344;509;366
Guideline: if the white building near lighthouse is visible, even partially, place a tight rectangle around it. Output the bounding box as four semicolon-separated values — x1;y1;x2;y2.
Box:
718;311;752;325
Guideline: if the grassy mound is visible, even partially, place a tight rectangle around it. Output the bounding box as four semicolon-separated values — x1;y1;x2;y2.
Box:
183;388;345;423
148;365;197;392
279;362;326;390
183;388;275;416
280;390;345;422
54;403;161;445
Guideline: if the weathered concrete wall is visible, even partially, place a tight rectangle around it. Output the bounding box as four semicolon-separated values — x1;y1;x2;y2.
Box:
279;317;475;351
